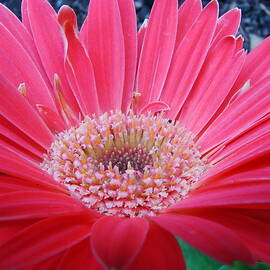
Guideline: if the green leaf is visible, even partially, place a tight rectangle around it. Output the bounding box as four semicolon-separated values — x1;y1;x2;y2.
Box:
177;238;222;270
177;238;270;270
218;262;270;270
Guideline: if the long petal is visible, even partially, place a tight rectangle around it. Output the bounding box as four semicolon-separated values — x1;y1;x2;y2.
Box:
58;6;100;116
211;8;241;48
0;147;66;193
230;36;270;98
175;0;202;47
57;240;103;270
86;0;125;112
160;1;218;119
193;209;270;263
152;213;254;264
179;36;245;135
0;4;46;71
91;216;149;269
128;222;185;270
0;215;93;270
25;0;80;115
0;75;54;148
198;75;270;152
117;0;137;112
168;181;270;210
136;0;178;109
0;23;56;111
0;174;65;195
0;191;83;221
0;115;44;159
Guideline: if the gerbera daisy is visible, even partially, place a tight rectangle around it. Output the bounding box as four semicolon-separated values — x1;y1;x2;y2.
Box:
0;0;269;269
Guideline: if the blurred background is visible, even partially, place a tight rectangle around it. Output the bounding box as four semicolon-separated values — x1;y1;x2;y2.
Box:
1;0;270;51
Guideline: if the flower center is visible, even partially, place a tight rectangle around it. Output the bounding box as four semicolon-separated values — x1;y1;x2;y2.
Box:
41;111;208;217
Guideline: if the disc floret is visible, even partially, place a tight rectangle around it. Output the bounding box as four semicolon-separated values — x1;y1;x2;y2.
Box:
42;111;208;217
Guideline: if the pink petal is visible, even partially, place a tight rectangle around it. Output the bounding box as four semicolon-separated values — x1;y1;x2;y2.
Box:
194;209;270;263
29;252;65;270
0;215;93;270
197;146;269;191
128;222;185;270
0;23;56;111
212;8;241;48
21;0;31;31
230;36;270;98
169;181;270;210
179;36;245;135
175;0;202;47
58;6;100;116
140;101;170;115
0;219;36;247
36;104;68;134
152;213;254;264
136;0;178;110
0;190;83;221
0;174;65;195
137;19;148;65
0;75;54;148
160;0;218;119
26;0;80;115
204;132;270;183
0;147;66;193
117;0;137;112
198;75;270;152
0;115;44;159
210;115;270;164
0;4;45;70
57;239;103;270
91;216;149;269
86;0;125;112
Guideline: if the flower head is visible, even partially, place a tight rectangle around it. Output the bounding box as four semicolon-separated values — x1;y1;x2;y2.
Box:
0;0;270;269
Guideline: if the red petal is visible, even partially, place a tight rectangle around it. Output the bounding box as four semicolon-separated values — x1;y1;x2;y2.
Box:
140;101;170;115
212;8;241;48
0;23;56;111
0;115;44;159
161;0;218;119
36;104;67;133
179;36;245;135
0;4;44;70
175;0;202;47
117;0;138;112
0;190;83;221
0;219;36;247
91;216;149;269
86;0;125;112
198;75;270;152
0;214;93;270
0;174;65;194
152;213;254;264
0;76;54;148
0;148;66;193
169;181;270;210
128;222;185;270
136;0;178;109
26;0;80;115
57;239;103;270
193;209;270;263
230;36;270;99
58;6;100;116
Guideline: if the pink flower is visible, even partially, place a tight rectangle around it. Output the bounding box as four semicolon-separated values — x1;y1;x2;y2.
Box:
0;0;270;269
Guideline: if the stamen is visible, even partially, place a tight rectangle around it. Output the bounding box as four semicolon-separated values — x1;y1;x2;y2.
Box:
41;111;208;218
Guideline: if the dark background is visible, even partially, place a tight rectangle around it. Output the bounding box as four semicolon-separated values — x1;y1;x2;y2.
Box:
1;0;270;50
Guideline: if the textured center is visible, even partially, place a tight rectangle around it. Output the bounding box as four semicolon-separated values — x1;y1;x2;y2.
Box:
41;111;208;217
99;147;153;174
